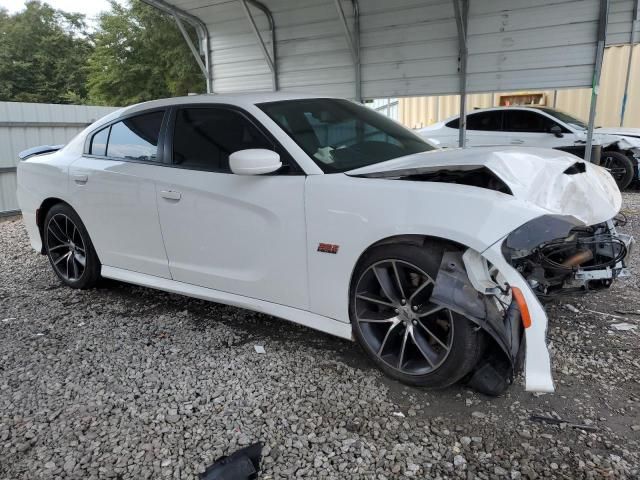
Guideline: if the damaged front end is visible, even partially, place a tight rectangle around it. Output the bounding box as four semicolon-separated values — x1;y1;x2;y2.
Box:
428;213;634;395
430;250;528;396
502;214;633;296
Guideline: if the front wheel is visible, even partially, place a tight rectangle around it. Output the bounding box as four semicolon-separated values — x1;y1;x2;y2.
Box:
44;203;101;289
349;243;484;389
601;151;634;190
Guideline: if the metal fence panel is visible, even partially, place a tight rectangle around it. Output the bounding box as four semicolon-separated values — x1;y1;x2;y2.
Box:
0;101;118;214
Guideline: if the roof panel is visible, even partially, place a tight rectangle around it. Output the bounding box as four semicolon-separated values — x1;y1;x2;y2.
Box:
147;0;639;98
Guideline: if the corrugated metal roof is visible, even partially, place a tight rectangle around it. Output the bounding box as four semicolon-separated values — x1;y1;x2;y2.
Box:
149;0;640;99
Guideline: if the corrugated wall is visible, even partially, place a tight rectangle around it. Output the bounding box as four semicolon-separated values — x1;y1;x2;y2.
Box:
399;44;640;129
0;102;118;214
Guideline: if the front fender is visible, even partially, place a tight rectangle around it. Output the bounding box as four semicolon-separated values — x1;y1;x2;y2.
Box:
305;174;547;324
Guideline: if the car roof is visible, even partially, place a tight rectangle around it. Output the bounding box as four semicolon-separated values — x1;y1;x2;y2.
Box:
122;92;333;114
441;105;558;123
92;92;340;130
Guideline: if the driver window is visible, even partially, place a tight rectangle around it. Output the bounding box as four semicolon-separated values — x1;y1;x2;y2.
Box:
172;108;274;172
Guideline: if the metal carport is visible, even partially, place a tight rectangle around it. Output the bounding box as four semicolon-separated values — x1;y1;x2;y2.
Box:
144;0;640;161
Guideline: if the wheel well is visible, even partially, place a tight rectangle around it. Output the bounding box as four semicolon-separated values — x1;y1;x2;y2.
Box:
603;147;638;167
350;234;464;290
36;198;70;254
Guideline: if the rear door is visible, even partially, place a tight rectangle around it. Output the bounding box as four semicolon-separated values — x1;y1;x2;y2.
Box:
68;110;172;278
459;111;505;146
154;105;309;308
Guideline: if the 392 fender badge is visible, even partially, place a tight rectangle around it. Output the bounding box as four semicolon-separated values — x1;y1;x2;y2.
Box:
317;243;339;254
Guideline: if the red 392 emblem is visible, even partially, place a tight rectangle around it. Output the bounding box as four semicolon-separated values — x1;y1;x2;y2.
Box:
317;243;339;254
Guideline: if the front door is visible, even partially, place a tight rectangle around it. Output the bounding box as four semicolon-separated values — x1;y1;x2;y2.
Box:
501;110;576;149
155;106;309;309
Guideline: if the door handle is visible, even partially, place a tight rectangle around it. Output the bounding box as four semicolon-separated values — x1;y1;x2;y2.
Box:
160;190;182;201
72;174;88;184
510;139;524;145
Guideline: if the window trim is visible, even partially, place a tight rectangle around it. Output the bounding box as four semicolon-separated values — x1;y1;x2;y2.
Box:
164;103;304;175
82;107;169;165
89;124;112;157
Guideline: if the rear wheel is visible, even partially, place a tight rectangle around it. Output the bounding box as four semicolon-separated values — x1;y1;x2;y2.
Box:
601;151;634;190
350;243;484;388
44;203;100;289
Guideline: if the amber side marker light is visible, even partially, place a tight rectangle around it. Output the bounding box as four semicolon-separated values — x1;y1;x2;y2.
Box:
511;287;532;328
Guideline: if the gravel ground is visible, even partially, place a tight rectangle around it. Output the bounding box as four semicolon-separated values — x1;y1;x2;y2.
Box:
1;194;639;480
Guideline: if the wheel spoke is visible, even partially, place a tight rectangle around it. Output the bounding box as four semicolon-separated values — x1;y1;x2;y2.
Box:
66;251;73;279
48;243;69;252
48;223;66;244
417;304;445;318
398;327;409;369
409;328;436;367
373;264;400;303
359;316;397;323
53;251;71;266
71;255;80;279
409;278;433;302
377;320;401;355
356;293;395;308
75;253;86;268
53;217;67;240
416;318;450;350
391;261;406;301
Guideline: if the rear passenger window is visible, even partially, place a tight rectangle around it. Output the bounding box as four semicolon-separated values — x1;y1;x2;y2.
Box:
503;110;557;133
106;111;164;161
172;108;273;172
466;111;502;131
90;127;109;156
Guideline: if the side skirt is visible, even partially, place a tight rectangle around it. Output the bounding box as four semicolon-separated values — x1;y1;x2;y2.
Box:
101;266;354;340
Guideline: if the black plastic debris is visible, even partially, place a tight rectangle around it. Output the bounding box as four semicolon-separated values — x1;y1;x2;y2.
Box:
530;415;599;432
200;442;263;480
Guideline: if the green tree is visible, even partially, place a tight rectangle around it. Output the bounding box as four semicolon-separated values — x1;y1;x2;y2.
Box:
87;0;205;106
0;1;92;104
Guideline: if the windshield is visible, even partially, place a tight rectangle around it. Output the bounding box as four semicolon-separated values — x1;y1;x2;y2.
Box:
536;107;588;130
258;98;435;173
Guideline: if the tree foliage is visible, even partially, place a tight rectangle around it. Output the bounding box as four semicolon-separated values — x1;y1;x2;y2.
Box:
0;1;92;103
87;0;205;106
0;0;206;106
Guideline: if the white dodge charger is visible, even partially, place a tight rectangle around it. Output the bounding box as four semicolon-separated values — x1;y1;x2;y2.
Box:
16;94;633;395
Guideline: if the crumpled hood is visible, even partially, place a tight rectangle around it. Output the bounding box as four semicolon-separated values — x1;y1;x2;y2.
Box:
595;127;640;138
593;128;640;149
347;146;621;226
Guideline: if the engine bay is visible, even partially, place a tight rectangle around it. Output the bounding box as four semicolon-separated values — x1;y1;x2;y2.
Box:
503;215;633;297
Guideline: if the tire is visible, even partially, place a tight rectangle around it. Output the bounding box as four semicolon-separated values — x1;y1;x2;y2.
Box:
349;243;484;389
43;203;101;289
601;151;634;190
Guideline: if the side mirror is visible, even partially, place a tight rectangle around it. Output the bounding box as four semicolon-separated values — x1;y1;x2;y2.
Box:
550;125;564;138
229;149;282;175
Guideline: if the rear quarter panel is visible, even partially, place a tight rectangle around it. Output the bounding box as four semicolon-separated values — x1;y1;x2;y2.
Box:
17;151;75;252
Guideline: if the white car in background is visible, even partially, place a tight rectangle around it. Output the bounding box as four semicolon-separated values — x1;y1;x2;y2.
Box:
16;94;633;396
419;107;640;189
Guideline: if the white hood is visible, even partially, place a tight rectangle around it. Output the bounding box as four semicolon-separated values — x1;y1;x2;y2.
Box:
348;146;621;226
594;128;640;149
595;127;640;137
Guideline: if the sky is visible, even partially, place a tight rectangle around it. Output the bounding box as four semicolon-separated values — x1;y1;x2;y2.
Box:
0;0;114;19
